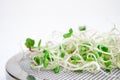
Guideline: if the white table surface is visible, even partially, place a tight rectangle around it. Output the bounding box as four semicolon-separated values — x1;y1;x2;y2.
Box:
0;0;120;79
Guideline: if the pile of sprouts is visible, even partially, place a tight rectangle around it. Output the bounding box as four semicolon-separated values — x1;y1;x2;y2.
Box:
24;26;120;74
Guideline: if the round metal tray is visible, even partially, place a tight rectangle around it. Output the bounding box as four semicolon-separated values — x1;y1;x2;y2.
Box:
6;52;120;80
6;53;28;80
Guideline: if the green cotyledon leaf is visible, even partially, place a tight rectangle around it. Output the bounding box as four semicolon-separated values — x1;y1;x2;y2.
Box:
43;57;49;68
79;26;86;31
38;39;41;50
105;61;112;67
105;68;112;72
25;38;35;50
61;52;65;58
34;56;42;65
53;66;60;73
63;28;73;38
71;56;80;61
97;45;108;52
27;75;36;80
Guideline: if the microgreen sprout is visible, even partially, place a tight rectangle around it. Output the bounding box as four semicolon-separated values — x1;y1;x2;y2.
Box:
25;38;35;51
79;26;86;31
25;27;120;76
63;28;73;38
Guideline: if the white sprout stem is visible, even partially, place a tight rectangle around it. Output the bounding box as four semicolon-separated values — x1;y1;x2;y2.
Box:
29;27;120;75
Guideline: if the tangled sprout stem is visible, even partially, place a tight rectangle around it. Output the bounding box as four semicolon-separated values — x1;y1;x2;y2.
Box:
25;26;120;75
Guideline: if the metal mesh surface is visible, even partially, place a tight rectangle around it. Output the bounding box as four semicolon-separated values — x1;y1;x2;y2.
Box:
19;56;120;80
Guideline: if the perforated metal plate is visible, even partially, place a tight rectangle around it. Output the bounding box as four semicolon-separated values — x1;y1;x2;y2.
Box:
19;53;120;80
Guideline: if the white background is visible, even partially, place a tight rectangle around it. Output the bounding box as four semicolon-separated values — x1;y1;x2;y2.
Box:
0;0;120;79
